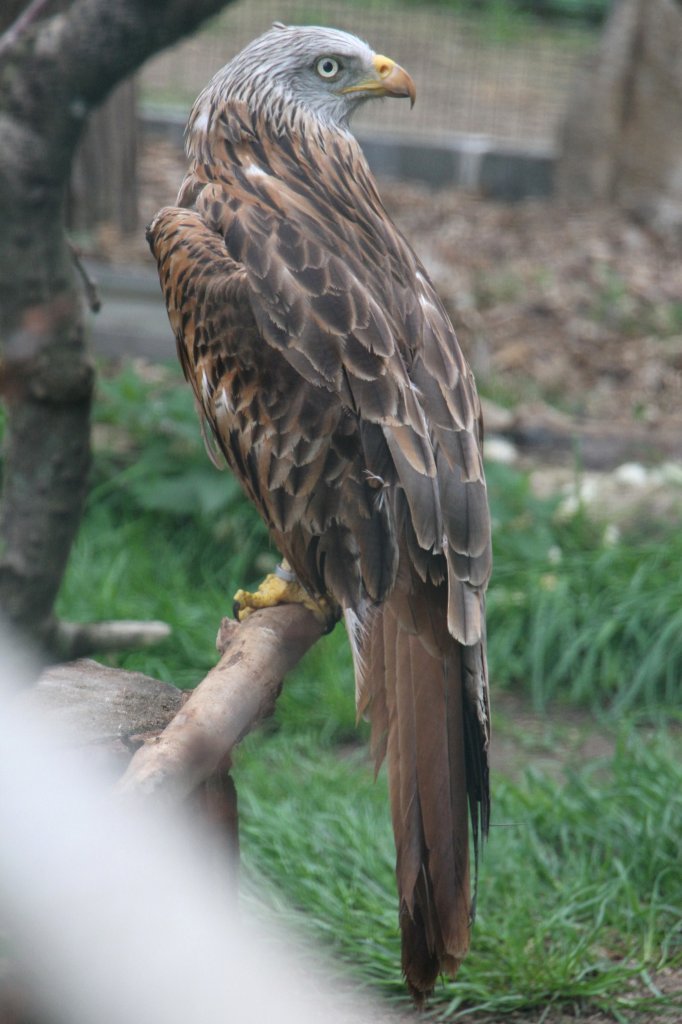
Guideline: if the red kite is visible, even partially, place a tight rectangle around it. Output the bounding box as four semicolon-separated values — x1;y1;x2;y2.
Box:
148;23;491;1000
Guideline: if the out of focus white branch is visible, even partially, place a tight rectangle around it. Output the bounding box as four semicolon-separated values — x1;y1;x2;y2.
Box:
55;619;172;659
0;624;404;1024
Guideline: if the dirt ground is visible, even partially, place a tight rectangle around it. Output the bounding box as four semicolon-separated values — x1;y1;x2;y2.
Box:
90;140;682;1024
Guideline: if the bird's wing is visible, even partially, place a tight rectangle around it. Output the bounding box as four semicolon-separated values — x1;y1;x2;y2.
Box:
185;127;491;618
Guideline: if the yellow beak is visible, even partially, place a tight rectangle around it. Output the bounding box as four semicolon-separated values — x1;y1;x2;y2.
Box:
341;54;416;108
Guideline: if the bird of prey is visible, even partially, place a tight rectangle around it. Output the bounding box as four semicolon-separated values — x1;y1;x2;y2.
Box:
147;23;491;1001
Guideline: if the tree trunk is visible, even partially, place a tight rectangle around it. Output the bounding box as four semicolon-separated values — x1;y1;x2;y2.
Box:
557;0;682;237
0;88;94;643
0;0;234;649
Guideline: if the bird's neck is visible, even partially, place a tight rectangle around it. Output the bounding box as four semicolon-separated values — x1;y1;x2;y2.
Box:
186;97;384;216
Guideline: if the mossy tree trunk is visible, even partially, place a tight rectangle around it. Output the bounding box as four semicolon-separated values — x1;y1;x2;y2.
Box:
0;0;233;648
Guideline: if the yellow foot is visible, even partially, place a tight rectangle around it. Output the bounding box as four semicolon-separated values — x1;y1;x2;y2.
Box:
233;565;338;633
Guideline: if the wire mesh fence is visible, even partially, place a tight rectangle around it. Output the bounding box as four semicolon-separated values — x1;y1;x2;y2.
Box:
140;0;601;145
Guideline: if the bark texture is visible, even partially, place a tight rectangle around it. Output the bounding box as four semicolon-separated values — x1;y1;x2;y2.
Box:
0;0;234;646
25;657;185;743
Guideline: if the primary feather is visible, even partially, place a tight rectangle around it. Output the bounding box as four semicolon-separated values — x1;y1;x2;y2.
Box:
147;22;492;1000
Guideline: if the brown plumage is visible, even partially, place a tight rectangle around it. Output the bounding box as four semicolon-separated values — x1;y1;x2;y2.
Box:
147;23;492;1000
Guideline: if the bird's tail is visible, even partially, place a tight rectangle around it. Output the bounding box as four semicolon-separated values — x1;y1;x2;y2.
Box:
354;592;489;1002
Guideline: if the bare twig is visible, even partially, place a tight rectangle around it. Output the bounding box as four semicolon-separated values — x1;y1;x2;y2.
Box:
68;240;102;313
116;605;324;804
0;0;52;59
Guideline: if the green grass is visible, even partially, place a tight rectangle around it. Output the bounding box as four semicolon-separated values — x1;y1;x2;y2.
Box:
37;361;682;1016
486;463;682;715
236;727;681;1017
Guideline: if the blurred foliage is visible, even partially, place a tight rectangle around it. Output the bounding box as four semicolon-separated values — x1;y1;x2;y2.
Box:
417;0;610;23
507;0;609;22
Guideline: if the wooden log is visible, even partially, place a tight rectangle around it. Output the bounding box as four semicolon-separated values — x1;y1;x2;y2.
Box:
24;658;184;742
19;658;185;777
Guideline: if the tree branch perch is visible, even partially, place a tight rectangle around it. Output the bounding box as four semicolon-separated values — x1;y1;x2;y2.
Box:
116;605;325;804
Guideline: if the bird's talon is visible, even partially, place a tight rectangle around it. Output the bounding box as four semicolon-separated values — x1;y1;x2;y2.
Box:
232;572;338;632
232;589;255;622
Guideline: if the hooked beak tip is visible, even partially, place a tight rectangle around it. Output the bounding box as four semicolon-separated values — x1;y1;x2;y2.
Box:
342;54;416;108
372;54;417;107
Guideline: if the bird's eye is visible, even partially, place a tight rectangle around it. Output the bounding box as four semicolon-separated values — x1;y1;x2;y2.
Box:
316;56;341;80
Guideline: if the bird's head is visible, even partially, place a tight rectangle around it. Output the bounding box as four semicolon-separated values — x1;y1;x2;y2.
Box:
197;23;416;132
